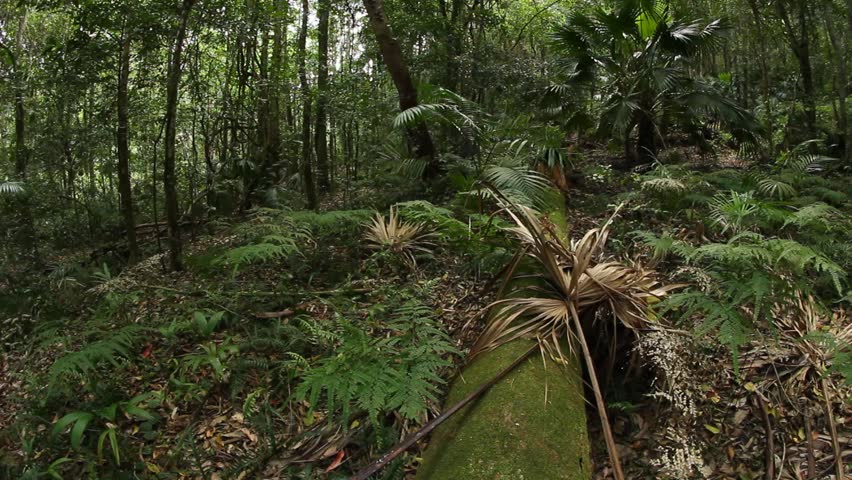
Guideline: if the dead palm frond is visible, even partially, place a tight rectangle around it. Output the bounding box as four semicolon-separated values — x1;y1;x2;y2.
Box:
471;202;676;359
363;206;435;269
470;195;680;480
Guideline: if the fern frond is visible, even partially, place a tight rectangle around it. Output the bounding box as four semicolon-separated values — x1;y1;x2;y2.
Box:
49;325;149;387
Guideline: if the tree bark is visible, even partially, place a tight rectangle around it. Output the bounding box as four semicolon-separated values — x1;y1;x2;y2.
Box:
117;28;139;261
824;10;849;163
775;0;817;141
315;0;331;193
361;0;438;178
298;0;318;209
163;0;196;271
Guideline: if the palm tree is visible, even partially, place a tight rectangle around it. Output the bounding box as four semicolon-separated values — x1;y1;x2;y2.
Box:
552;0;757;166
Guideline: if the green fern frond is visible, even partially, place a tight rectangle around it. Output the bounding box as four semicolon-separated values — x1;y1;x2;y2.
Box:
48;325;149;387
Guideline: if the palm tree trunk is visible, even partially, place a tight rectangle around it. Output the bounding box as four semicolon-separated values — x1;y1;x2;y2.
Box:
416;339;591;480
637;112;657;164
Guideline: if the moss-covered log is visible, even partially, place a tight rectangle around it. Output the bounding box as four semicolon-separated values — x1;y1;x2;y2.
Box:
416;339;591;480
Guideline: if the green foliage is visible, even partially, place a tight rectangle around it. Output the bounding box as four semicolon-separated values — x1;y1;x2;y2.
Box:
635;227;847;372
296;299;458;423
287;209;373;238
48;325;149;388
551;0;756;157
181;340;239;382
193;310;226;337
215;208;312;276
52;392;160;464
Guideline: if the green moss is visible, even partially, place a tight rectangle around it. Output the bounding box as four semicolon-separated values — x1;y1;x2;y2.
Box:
417;339;591;480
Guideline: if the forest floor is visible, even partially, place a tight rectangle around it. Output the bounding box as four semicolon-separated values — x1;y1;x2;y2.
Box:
1;150;850;479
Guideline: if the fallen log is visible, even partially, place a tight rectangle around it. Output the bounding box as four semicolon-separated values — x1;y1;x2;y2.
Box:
415;339;591;480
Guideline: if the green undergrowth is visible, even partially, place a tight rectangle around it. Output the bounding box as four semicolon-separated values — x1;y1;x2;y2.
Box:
1;200;512;479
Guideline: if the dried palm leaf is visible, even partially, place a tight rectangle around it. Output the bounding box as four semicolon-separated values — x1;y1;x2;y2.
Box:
470;203;677;359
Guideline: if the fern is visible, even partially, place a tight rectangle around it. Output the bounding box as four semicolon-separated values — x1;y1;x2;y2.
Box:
216;242;300;276
287;209;373;237
296;299;458;423
48;325;149;387
631;230;694;260
783;202;842;231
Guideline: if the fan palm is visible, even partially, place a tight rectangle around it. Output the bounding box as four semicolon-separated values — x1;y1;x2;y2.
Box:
394;88;563;210
552;0;757;166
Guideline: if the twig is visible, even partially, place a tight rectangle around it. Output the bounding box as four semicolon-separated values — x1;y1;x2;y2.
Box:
756;395;775;480
349;343;539;480
820;379;843;480
803;410;816;479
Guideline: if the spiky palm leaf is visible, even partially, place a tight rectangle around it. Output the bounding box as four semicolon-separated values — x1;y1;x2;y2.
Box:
364;207;435;269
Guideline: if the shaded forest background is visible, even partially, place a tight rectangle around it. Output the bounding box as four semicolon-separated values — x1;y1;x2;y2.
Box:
1;0;850;479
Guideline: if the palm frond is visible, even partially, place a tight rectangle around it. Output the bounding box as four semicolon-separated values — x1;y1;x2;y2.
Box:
0;181;24;194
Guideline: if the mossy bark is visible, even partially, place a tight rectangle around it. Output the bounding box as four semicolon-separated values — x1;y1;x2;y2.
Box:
417;339;591;480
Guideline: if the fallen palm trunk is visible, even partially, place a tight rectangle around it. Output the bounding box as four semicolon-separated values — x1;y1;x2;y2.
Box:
415;339;591;480
416;195;676;479
350;343;539;480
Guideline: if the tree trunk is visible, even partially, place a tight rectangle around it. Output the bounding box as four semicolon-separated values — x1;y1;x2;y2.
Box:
776;0;817;141
315;0;331;193
746;0;774;158
268;0;284;183
163;0;196;271
117;28;139;262
298;0;318;209
362;0;438;178
637;111;657;164
416;339;591;480
824;11;849;163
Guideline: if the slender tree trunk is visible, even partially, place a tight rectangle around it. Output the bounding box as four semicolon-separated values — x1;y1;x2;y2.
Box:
2;11;37;261
362;0;438;178
163;0;196;271
746;0;774;158
315;0;331;193
268;0;284;183
776;0;817;141
117;28;139;261
823;12;849;163
298;0;318;209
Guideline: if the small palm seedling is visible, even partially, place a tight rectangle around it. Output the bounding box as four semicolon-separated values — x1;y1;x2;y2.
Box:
469;195;680;480
363;206;435;269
